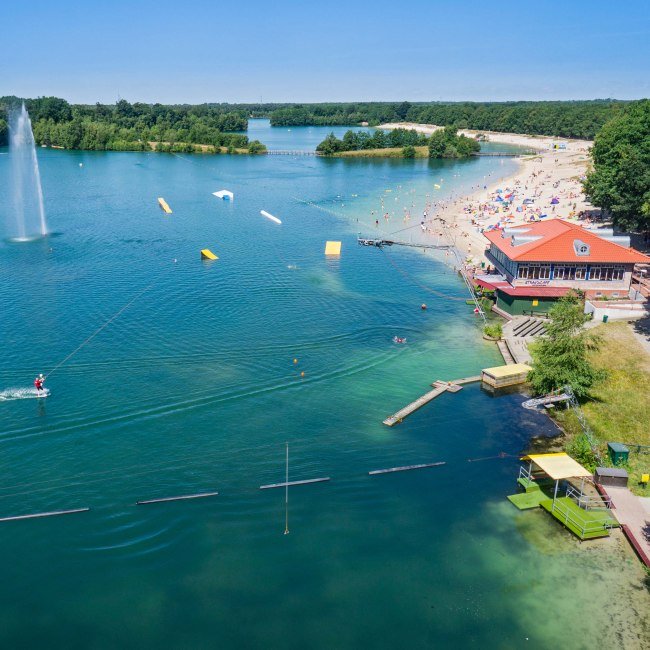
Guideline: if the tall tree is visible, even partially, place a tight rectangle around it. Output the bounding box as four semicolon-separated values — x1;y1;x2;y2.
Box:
584;99;650;232
528;292;606;398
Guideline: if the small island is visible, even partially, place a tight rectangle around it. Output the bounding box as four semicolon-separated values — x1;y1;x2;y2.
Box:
316;126;480;158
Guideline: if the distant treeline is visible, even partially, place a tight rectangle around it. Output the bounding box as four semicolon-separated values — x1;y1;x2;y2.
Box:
0;96;252;151
317;126;480;159
270;100;629;140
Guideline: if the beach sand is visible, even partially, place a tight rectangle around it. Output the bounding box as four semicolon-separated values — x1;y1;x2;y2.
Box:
378;123;594;263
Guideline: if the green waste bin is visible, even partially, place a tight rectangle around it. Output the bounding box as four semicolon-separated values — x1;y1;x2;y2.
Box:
602;314;609;323
608;442;629;466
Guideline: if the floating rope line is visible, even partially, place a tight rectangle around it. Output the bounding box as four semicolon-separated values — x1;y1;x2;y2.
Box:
46;284;153;378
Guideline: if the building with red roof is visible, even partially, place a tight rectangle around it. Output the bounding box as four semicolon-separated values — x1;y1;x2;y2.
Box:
479;219;650;316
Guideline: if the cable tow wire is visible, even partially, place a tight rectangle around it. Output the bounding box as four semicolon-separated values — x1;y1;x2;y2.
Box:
46;284;153;378
380;248;466;302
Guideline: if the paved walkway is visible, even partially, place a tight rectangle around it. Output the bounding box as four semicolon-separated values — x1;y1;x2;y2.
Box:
604;485;650;567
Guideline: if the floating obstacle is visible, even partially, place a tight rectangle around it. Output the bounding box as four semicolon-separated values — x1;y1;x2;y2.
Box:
369;462;446;475
0;507;90;523
260;210;281;224
136;491;219;505
324;241;342;256
158;197;172;213
259;477;330;490
212;190;234;200
200;248;218;260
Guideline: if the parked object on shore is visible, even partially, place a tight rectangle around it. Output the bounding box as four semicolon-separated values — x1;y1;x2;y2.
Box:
158;197;172;213
212;190;234;200
260;210;281;224
594;467;629;488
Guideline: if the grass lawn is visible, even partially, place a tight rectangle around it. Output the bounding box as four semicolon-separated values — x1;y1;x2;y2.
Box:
335;146;430;158
553;322;650;495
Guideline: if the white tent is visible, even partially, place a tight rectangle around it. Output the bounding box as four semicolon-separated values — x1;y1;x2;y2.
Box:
212;190;234;200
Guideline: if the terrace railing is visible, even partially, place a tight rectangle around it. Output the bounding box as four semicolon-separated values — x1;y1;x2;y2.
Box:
565;484;612;511
549;499;614;538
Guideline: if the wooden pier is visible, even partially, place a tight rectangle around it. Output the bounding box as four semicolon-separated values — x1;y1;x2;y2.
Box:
383;376;481;427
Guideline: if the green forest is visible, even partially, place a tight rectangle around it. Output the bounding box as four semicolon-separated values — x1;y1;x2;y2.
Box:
270;100;628;140
0;96;254;152
316;126;480;159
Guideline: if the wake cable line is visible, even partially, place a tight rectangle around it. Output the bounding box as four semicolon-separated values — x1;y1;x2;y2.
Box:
46;284;154;378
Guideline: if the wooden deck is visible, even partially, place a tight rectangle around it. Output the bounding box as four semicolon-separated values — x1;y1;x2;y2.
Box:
383;376;481;426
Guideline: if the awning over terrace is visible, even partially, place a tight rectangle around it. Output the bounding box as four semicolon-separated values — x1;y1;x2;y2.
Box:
521;452;592;480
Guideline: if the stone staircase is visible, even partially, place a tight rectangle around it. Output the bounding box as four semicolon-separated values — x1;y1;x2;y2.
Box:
502;316;547;364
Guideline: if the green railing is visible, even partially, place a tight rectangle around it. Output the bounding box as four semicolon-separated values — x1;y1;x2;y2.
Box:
549;499;613;537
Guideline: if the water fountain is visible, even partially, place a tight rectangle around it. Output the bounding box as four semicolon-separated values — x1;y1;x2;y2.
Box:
8;103;48;240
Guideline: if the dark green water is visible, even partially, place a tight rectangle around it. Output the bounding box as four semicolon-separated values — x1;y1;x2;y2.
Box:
0;123;648;649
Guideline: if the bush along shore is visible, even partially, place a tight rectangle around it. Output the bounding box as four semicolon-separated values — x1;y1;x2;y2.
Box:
316;126;479;159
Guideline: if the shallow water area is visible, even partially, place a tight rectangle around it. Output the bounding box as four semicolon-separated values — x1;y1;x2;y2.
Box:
0;121;648;648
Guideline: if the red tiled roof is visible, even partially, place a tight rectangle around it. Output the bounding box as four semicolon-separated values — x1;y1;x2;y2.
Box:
484;219;650;263
497;286;572;297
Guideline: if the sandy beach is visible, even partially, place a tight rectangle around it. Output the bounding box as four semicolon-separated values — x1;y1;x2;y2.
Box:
378;123;594;263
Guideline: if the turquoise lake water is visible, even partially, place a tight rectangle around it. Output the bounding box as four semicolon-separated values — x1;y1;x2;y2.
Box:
0;121;648;648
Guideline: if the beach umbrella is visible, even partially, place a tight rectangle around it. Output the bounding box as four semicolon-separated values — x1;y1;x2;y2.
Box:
496;189;503;193
551;197;560;205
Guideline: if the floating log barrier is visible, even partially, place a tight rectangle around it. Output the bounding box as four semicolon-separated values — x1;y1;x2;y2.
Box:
0;507;90;523
260;477;330;490
136;491;219;505
369;462;446;475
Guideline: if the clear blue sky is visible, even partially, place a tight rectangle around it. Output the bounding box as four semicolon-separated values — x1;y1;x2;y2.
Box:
1;0;649;104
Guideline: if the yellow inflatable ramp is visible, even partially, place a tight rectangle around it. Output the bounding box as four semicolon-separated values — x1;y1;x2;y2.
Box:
325;241;342;256
158;197;172;214
201;249;218;260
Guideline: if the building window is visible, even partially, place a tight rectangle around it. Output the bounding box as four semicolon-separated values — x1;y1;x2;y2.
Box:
589;266;625;281
518;264;551;280
553;265;576;280
575;266;587;280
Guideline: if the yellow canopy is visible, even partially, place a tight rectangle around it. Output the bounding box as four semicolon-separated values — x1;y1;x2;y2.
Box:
521;453;591;480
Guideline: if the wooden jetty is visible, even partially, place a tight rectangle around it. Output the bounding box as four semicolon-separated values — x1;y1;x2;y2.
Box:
383;376;481;427
369;462;446;475
136;491;219;505
266;150;317;156
0;507;90;523
260;477;330;490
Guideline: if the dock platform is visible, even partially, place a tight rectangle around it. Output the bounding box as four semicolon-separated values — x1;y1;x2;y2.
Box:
383;376;481;427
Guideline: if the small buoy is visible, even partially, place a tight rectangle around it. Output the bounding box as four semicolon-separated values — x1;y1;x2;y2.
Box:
300;371;305;377
421;304;427;310
293;358;298;364
79;163;83;167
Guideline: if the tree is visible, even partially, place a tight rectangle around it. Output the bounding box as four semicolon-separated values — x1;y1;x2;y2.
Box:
583;99;650;232
395;101;412;120
528;291;606;398
248;139;266;154
402;145;416;158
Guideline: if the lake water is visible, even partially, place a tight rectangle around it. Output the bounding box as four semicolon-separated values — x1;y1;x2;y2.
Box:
0;121;648;649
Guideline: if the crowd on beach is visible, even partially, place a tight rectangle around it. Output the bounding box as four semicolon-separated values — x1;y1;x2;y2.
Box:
367;128;595;265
